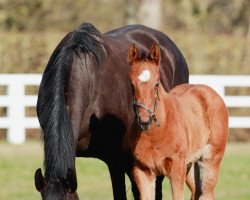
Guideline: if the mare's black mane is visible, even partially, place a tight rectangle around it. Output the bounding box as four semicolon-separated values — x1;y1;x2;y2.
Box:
37;23;103;179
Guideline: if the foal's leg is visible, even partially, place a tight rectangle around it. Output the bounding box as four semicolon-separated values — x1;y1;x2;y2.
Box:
128;169;164;200
133;165;156;200
197;144;225;200
168;159;186;200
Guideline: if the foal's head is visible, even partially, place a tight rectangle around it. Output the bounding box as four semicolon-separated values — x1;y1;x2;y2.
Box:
128;44;161;130
35;168;79;200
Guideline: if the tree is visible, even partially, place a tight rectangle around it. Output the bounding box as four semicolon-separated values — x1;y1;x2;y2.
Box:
125;0;163;29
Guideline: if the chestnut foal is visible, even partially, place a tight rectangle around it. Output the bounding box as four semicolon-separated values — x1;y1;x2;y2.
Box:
125;44;228;200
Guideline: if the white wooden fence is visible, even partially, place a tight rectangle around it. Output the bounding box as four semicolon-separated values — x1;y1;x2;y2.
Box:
190;75;250;129
0;74;41;144
0;74;249;144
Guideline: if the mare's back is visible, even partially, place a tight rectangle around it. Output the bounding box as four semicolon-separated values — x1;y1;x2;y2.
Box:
105;25;189;90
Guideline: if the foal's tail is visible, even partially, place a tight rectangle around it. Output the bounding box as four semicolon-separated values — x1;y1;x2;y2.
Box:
37;23;103;179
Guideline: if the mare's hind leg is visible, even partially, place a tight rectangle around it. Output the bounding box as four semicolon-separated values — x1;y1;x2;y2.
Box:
155;176;164;200
197;144;225;200
185;162;202;200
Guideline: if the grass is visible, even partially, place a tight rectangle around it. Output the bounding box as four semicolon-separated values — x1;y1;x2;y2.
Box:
0;142;249;200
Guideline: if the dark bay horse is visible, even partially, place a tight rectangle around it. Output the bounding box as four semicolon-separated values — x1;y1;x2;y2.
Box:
34;23;189;200
126;44;228;200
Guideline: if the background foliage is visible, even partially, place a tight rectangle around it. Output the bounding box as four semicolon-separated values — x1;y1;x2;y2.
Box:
0;0;250;74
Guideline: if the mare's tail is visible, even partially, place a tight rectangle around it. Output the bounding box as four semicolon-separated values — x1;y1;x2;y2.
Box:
37;23;103;179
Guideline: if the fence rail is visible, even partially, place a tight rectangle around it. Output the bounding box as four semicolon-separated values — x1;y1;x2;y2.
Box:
190;75;250;129
0;74;41;144
0;74;249;144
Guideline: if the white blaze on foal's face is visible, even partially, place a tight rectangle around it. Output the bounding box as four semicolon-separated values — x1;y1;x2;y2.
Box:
138;70;151;83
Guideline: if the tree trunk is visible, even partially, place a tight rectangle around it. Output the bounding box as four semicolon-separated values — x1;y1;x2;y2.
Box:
137;0;162;29
125;0;162;29
125;0;138;25
242;1;250;71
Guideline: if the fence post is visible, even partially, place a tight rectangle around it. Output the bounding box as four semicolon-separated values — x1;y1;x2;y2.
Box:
211;84;225;99
7;79;25;144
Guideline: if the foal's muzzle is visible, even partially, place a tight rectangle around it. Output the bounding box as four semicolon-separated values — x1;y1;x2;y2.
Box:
138;115;152;130
133;100;160;130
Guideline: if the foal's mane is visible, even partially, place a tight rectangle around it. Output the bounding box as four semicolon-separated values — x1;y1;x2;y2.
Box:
37;23;104;180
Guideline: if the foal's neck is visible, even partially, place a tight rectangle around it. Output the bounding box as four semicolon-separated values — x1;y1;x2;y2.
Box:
158;82;171;101
151;83;172;125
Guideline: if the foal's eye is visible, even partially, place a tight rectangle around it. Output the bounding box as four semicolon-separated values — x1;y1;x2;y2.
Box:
155;82;159;88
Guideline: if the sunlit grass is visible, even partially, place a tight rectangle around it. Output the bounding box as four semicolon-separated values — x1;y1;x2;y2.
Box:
0;142;249;200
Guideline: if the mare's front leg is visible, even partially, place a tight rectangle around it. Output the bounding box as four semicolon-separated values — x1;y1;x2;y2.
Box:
168;159;186;200
107;162;127;200
133;165;156;200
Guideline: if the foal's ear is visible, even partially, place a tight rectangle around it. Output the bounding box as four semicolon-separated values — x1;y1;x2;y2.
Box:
64;168;78;193
128;43;140;65
35;168;46;192
148;44;161;65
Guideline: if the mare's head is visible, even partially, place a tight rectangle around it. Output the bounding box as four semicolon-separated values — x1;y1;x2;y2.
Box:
35;168;79;200
128;44;161;130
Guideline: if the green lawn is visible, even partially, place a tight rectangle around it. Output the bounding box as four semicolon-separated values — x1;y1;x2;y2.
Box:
0;142;249;200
